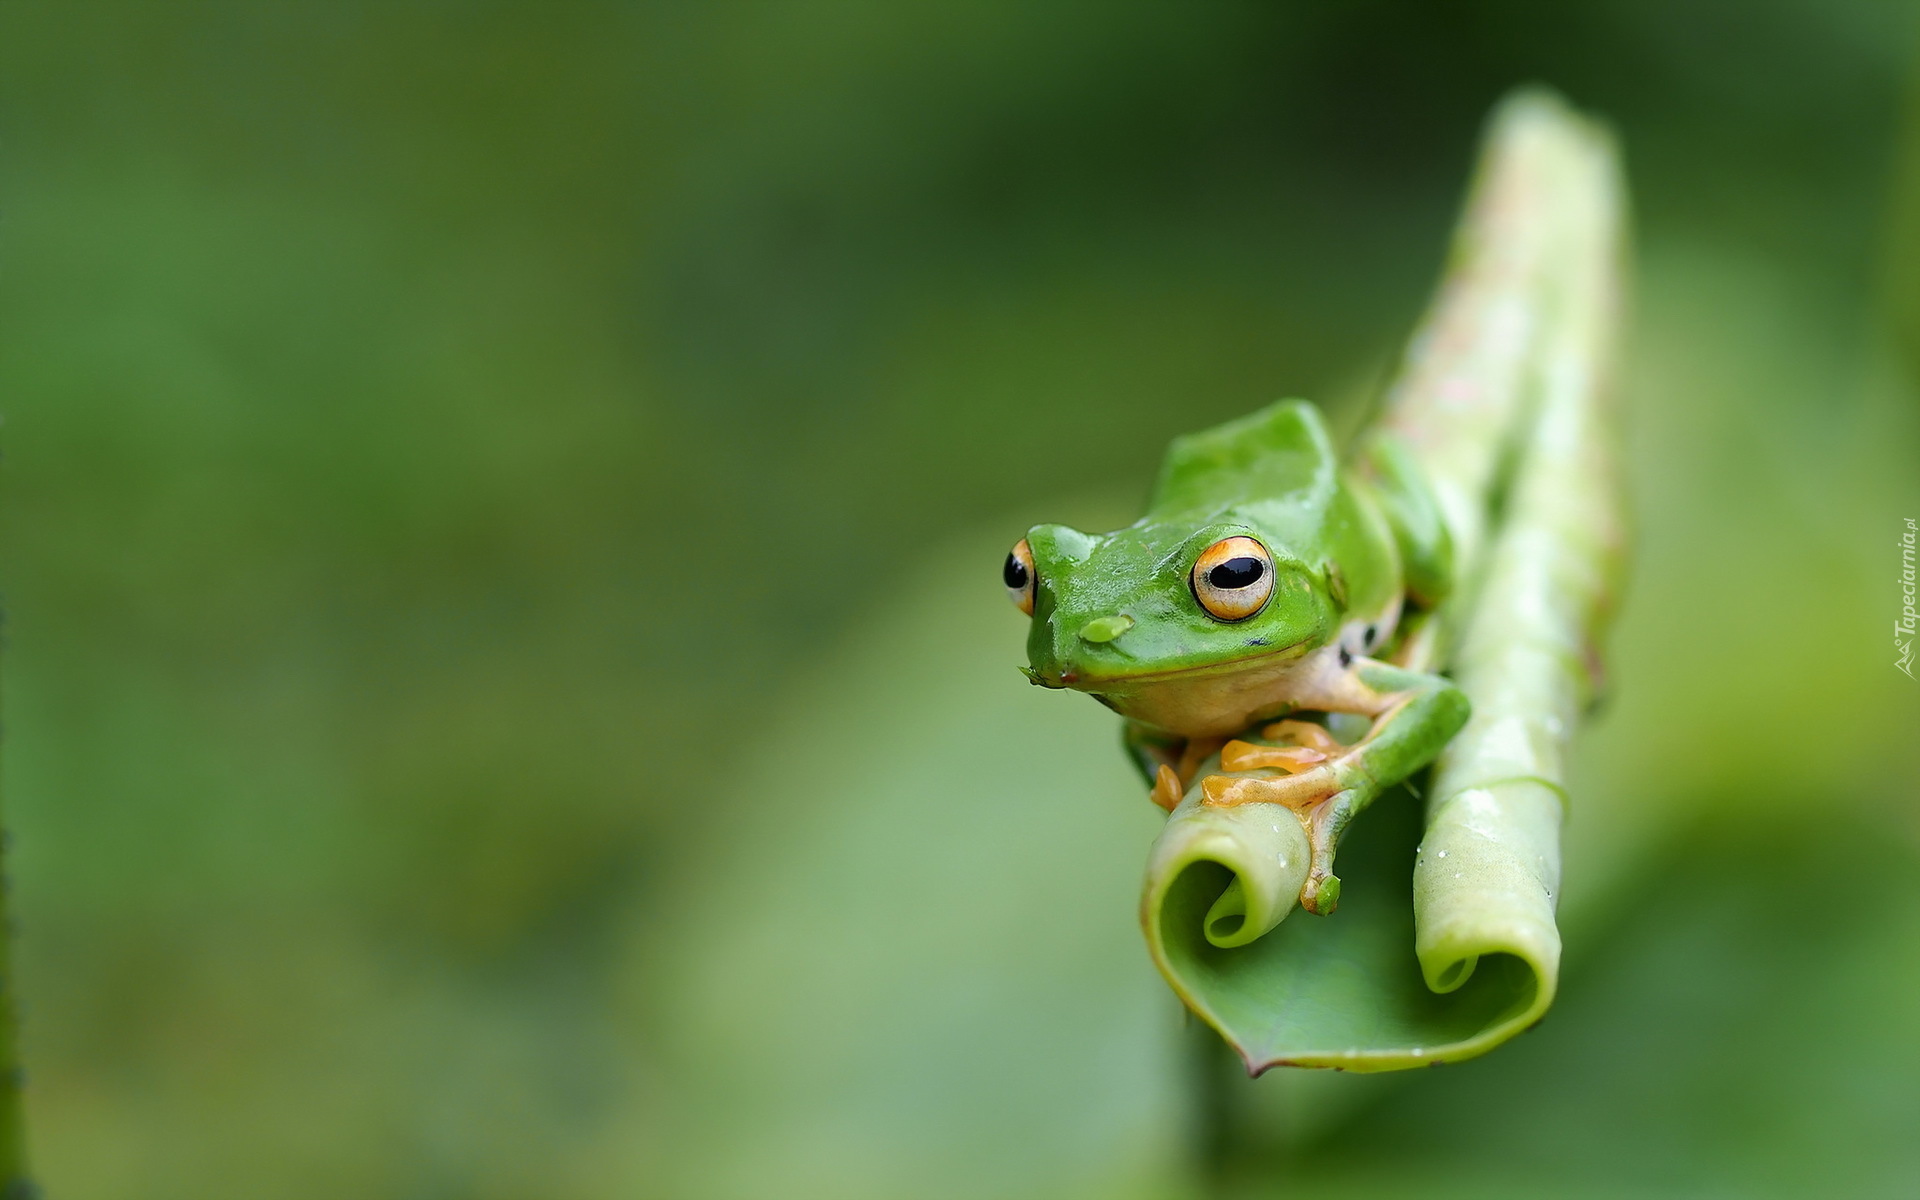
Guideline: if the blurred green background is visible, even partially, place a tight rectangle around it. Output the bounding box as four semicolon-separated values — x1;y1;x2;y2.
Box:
2;3;1918;1197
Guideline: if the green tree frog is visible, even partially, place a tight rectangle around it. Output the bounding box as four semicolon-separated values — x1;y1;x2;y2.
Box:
1004;399;1470;913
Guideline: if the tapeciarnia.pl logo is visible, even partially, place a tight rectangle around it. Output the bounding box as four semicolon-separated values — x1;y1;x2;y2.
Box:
1899;518;1917;679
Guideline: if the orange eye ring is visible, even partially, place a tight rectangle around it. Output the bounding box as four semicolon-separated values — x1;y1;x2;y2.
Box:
1004;538;1036;615
1191;535;1275;622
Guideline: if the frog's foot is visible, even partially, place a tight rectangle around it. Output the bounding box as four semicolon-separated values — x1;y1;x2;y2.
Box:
1213;719;1349;778
1259;719;1348;756
1218;741;1326;774
1197;764;1341;811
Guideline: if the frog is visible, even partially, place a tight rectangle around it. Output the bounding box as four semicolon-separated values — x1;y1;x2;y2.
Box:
1003;399;1470;914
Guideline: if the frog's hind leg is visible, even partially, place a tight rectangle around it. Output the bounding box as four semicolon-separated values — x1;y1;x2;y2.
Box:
1123;721;1181;786
1359;431;1455;609
1176;735;1226;784
1130;721;1226;812
1386;609;1442;672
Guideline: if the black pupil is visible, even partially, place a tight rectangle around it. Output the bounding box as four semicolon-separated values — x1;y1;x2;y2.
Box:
1003;553;1029;590
1208;557;1264;589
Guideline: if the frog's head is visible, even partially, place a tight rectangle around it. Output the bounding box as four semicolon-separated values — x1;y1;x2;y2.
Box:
1004;516;1340;694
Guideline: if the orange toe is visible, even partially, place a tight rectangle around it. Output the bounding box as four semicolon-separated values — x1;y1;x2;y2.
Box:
1220;739;1327;774
1150;764;1183;812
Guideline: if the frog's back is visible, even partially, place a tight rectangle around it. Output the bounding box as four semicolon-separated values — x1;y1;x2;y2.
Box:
1148;399;1339;528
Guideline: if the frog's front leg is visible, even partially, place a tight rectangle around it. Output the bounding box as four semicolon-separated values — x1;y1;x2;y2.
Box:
1200;653;1469;913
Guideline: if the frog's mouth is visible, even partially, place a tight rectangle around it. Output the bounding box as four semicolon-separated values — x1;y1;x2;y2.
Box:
1025;637;1316;691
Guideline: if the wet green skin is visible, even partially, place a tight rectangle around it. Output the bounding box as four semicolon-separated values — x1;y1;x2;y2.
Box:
1017;400;1468;817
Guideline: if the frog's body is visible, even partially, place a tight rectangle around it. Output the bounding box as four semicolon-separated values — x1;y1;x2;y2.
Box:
1006;400;1469;913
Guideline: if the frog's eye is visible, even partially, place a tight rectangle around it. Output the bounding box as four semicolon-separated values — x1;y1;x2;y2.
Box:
1191;535;1274;622
1004;538;1037;616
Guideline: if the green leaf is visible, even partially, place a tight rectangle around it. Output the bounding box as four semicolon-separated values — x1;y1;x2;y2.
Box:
1144;775;1551;1067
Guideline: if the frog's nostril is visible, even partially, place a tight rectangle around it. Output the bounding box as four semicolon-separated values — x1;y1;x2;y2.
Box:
1079;614;1134;644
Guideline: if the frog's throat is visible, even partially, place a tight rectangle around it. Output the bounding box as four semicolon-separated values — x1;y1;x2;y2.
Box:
1074;642;1332;740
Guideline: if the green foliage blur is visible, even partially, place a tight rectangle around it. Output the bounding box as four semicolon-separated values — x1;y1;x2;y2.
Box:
2;3;1918;1197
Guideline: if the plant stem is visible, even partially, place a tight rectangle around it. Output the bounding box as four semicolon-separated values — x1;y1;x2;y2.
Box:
1141;87;1629;1075
1409;95;1628;1001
